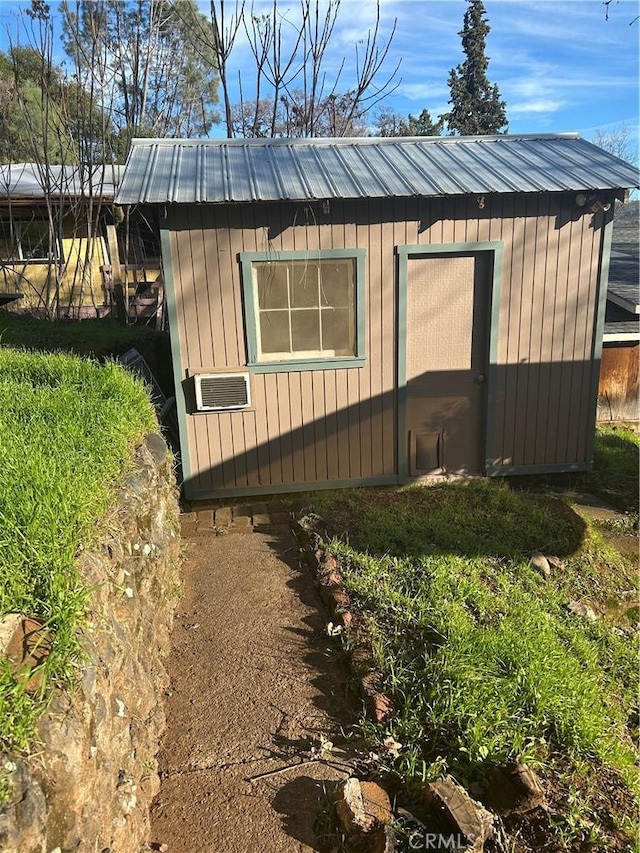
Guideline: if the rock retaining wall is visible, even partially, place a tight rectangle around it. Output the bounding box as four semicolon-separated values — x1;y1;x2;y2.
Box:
0;432;181;853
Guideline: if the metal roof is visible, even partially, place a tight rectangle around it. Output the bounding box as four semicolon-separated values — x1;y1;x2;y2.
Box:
0;163;123;201
116;134;640;205
607;249;639;314
603;301;639;340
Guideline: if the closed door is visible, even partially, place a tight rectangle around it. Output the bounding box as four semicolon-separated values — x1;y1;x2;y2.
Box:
404;251;490;475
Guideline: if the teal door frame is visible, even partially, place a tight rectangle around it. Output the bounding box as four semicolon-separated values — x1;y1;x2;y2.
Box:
396;241;503;481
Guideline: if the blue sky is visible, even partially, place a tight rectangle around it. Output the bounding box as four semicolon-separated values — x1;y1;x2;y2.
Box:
0;0;637;153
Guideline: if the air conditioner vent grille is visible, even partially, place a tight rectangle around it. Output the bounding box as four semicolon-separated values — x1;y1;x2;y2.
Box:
195;373;251;411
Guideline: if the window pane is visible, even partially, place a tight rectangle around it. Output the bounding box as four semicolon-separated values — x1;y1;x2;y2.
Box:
291;309;321;352
259;310;290;354
320;260;353;308
250;254;359;363
0;221;17;259
257;264;288;309
20;222;49;259
290;261;319;308
322;307;355;355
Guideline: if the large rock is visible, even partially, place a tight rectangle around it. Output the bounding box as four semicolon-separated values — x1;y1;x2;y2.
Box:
337;778;393;837
483;762;545;815
530;553;551;580
424;776;494;852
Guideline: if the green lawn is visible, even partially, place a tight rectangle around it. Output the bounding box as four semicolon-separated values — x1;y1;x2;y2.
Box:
0;348;155;757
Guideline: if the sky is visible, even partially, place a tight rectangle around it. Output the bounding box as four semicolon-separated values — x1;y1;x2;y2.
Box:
0;0;637;155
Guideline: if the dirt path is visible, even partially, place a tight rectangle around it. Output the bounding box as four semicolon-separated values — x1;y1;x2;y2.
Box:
150;520;357;853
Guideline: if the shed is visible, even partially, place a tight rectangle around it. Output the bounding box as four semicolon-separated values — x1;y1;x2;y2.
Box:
116;134;639;500
0;163;120;313
0;162;163;322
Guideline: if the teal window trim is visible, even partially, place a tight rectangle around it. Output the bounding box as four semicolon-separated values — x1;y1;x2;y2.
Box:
396;241;503;482
240;248;366;373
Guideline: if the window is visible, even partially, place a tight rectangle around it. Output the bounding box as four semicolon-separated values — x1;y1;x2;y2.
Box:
0;219;55;262
241;250;366;371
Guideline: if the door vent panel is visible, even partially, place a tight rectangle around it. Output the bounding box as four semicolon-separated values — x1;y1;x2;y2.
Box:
194;373;251;411
410;430;445;475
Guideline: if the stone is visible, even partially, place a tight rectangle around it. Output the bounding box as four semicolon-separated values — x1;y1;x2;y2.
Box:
144;433;168;466
318;553;340;574
484;762;545;815
214;507;232;526
336;778;392;837
230;514;252;528
531;553;551;580
546;555;564;569
331;589;351;611
295;512;324;537
0;615;22;655
231;504;253;518
320;571;343;588
371;824;397;853
424;776;494;852
81;667;97;703
369;691;393;723
123;475;147;496
253;512;290;526
568;600;598;622
1;616;53;694
195;509;214;528
360;782;394;825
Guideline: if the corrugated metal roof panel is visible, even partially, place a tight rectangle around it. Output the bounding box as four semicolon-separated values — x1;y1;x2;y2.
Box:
115;134;640;205
0;163;123;199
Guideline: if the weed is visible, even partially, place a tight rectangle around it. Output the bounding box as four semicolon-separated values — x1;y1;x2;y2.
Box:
314;781;349;852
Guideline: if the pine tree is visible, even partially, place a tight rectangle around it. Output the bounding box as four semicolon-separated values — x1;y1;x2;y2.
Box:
445;0;507;135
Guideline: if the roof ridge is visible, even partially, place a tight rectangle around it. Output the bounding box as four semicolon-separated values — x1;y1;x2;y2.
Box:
129;133;581;148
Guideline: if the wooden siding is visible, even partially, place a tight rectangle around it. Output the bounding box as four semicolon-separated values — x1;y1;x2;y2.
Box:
166;194;608;496
597;343;639;422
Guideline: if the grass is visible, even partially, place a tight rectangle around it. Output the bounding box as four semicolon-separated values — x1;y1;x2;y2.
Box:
0;310;174;399
312;480;639;851
586;425;640;514
0;348;156;754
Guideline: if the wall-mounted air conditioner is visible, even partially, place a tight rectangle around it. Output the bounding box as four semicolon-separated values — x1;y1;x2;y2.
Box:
194;372;251;411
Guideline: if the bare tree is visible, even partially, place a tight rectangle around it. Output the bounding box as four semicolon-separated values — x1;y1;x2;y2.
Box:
206;0;399;138
1;2;131;320
593;124;636;163
592;123;638;210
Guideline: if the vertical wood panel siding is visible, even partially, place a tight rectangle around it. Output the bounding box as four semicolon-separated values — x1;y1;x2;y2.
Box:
167;194;606;496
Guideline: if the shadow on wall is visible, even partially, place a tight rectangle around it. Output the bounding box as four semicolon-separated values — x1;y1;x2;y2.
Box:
179;359;600;499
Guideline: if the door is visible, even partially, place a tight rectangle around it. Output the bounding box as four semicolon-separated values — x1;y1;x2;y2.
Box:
401;250;491;476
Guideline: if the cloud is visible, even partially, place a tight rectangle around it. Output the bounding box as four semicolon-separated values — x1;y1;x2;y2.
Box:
399;81;449;102
508;98;565;117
